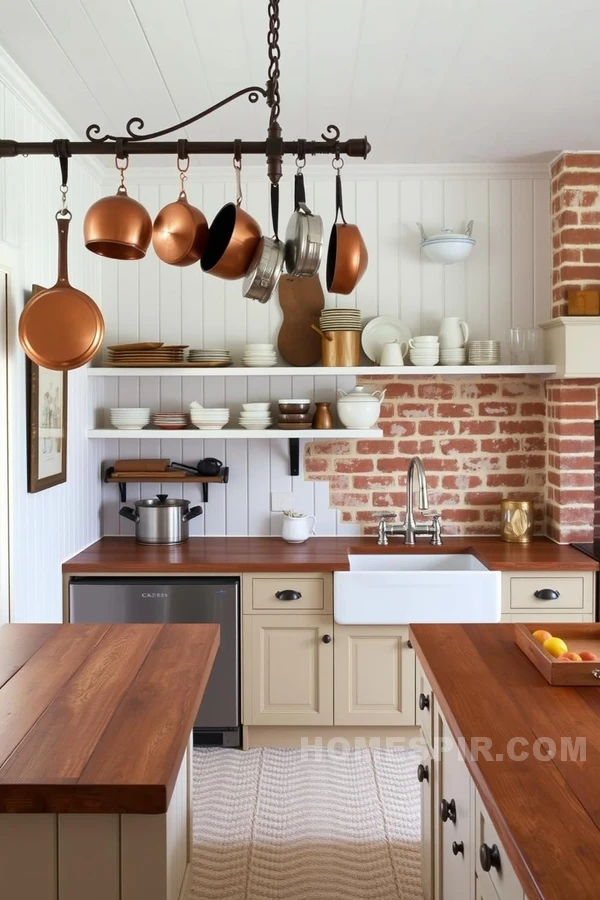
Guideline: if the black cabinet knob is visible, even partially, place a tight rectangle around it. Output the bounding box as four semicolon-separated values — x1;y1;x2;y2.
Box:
533;588;560;600
322;634;332;644
417;764;429;783
275;590;302;601
418;692;430;711
407;639;413;649
452;841;464;856
479;843;501;872
440;798;457;823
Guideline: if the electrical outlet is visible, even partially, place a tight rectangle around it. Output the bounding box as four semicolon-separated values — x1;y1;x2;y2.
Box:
271;492;293;512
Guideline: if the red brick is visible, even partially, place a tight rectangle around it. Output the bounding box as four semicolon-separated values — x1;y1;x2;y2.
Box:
437;403;474;418
384;383;415;399
397;403;435;418
550;386;597;403
330;492;369;507
560;227;600;244
417;383;455;400
558;171;600;188
459;420;496;435
334;458;373;473
557;210;579;228
583;248;600;264
389;420;416;437
580;211;600;225
304;458;329;473
551;453;594;470
379;402;395;418
396;440;420;455
418;440;436;454
548;437;594;454
353;474;395;489
499;420;544;434
483;509;502;522
478;402;518;417
563;189;600;208
521;402;546;416
464;491;505;506
439;438;477;455
372;492;405;507
459;382;498;398
419;458;460;471
506;454;546;469
428;492;461;507
562;153;600;168
464;456;501;471
486;473;527;488
549;420;594;437
553;489;595;505
442;509;481;522
377;458;412;473
559;264;600;282
356;440;395;455
553;404;597;420
442;475;482;489
481;438;520;453
310;440;351;455
522;437;546;451
328;475;351;491
547;470;593;487
418;420;456;435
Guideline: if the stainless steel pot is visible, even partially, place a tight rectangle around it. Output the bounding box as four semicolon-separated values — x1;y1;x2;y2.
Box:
243;182;284;304
119;494;202;544
284;170;323;277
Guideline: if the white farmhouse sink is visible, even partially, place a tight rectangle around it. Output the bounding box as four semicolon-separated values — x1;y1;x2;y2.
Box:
334;554;501;624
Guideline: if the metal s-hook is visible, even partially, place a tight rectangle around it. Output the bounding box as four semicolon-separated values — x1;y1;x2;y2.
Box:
176;139;190;197
233;150;243;207
52;138;71;216
115;153;129;192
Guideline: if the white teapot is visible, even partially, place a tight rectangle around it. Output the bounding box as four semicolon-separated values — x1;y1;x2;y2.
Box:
281;511;316;544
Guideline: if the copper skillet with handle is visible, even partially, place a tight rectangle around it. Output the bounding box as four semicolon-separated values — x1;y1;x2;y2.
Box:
326;158;369;295
19;172;104;370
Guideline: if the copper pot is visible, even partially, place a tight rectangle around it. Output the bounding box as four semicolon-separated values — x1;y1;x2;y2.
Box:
326;165;368;295
84;158;152;261
201;159;261;280
152;157;208;266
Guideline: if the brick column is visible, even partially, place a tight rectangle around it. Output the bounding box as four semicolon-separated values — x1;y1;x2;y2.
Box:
552;152;600;317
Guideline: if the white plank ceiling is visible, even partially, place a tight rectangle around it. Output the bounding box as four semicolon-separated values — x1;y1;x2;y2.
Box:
0;0;599;164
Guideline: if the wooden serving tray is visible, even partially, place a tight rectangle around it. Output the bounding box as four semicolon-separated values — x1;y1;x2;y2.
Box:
515;624;600;685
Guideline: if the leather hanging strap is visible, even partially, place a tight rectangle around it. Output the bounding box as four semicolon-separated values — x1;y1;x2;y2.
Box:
52;138;71;188
294;171;306;209
271;182;279;239
335;169;347;225
177;138;188;161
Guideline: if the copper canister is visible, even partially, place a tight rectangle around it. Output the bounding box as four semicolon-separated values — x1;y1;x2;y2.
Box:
322;330;360;367
500;499;534;543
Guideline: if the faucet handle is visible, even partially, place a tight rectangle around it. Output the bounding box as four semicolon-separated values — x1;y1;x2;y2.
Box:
376;513;396;546
428;513;443;546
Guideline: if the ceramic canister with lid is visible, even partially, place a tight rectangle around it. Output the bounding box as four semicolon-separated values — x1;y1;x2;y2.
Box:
337;385;386;429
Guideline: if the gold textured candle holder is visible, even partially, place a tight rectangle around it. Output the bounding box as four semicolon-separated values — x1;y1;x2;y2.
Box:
500;499;534;543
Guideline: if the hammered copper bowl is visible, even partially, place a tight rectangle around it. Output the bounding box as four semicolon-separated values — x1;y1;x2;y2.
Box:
201;203;261;280
84;188;153;260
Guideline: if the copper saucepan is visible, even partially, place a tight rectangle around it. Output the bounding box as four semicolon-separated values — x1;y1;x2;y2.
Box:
84;157;152;261
20;212;104;370
201;157;261;280
326;162;368;295
152;156;208;266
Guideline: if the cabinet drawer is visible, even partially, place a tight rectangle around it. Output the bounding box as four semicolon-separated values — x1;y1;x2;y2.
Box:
416;657;434;750
242;573;331;613
476;791;523;900
505;613;594;623
508;575;584;610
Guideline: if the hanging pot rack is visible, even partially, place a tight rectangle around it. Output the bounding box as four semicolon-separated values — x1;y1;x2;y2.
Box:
0;0;371;181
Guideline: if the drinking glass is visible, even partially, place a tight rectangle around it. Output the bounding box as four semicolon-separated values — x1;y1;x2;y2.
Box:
524;328;538;364
508;328;525;364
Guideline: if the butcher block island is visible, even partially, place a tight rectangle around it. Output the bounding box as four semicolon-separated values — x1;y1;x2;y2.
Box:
0;623;219;900
410;623;600;900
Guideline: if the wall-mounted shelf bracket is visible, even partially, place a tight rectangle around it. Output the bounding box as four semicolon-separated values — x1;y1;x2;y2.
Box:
289;438;300;476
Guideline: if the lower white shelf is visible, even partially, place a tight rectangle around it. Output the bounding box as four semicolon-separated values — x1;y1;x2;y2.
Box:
88;428;383;440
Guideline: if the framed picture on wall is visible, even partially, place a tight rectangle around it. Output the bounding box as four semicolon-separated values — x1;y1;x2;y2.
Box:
26;285;68;492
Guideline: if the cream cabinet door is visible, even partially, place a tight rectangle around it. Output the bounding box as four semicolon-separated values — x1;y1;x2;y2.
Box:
437;712;474;900
419;744;435;900
333;625;415;726
244;614;334;726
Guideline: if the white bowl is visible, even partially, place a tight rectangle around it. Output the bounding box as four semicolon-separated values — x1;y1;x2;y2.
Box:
193;423;228;430
422;237;475;264
242;402;271;411
239;422;272;430
278;399;311;405
110;408;151;414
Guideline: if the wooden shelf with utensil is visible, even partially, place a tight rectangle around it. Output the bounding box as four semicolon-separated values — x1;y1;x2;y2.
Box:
103;466;229;503
87;365;557;377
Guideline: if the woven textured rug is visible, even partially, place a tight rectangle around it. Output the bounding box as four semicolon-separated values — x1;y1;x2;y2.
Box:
191;747;423;900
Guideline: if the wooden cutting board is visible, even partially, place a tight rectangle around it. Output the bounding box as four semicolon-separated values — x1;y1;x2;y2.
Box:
277;275;324;366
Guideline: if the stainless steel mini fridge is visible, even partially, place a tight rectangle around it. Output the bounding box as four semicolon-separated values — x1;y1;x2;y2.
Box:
69;576;240;746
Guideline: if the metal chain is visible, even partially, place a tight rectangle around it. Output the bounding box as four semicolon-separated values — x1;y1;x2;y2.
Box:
267;0;281;124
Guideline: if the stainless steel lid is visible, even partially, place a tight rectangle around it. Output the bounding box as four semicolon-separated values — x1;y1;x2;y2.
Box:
243;236;285;303
134;494;190;509
284;205;323;276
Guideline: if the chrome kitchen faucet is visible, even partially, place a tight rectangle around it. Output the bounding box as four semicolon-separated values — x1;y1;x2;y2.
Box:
377;456;443;546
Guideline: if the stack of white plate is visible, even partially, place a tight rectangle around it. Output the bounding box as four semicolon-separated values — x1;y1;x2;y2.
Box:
110;408;151;430
467;341;501;365
189;403;230;431
440;348;467;366
187;349;232;367
152;412;189;430
239;402;273;430
319;308;362;332
242;343;277;367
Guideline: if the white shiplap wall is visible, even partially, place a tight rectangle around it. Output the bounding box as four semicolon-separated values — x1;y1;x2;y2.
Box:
97;163;551;537
0;58;103;622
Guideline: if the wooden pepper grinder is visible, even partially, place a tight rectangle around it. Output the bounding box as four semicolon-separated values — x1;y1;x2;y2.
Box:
312;402;333;429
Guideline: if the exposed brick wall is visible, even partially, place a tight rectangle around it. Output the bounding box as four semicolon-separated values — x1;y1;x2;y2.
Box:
552;152;600;317
546;379;600;542
305;376;547;537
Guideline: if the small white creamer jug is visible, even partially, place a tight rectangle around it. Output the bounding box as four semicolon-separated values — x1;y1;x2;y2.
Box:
281;511;316;543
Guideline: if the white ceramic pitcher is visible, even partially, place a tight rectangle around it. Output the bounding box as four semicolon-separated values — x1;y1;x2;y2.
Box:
281;511;316;543
438;317;469;349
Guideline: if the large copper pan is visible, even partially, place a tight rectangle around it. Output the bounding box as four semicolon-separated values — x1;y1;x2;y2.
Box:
326;164;368;295
84;157;152;261
152;157;208;266
201;158;261;280
19;213;104;370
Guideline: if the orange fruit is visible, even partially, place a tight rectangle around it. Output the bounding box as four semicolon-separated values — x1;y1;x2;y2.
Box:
532;629;552;645
579;651;598;661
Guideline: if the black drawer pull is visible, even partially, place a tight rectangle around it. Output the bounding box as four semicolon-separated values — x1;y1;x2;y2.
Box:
417;764;429;783
533;589;560;600
452;841;464;856
322;634;332;644
440;798;456;823
275;590;302;601
418;692;430;711
480;842;501;872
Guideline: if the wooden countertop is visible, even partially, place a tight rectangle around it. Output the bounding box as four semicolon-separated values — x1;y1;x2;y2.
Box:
0;623;219;815
409;623;600;900
63;535;598;573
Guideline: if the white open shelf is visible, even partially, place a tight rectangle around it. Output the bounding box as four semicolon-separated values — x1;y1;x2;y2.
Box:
87;365;558;377
88;428;383;440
